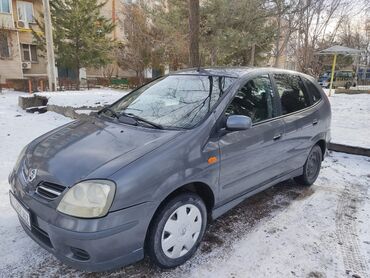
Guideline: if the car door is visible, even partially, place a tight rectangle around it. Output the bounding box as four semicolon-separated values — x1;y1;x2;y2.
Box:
272;73;317;172
218;74;286;203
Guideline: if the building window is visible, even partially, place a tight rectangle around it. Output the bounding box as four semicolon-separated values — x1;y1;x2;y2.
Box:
0;0;11;13
17;1;34;28
22;44;37;62
0;32;11;58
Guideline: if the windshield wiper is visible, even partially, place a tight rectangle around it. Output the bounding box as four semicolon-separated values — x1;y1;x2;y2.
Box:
121;112;163;129
101;107;120;119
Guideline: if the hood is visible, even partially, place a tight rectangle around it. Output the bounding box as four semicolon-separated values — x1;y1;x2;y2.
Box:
24;118;181;187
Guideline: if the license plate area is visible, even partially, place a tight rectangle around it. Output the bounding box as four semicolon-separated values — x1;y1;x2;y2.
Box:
9;191;31;229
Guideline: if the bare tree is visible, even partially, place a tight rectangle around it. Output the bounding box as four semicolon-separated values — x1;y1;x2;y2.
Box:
295;0;349;73
116;3;153;85
101;64;117;83
271;0;307;68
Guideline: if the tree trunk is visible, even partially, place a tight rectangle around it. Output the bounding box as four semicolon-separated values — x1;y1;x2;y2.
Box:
250;43;256;66
274;16;281;67
210;47;217;66
139;71;144;86
136;67;145;86
76;66;80;91
188;0;200;67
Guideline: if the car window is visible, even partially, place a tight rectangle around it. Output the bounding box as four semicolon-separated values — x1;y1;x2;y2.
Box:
336;71;353;79
108;75;236;129
274;74;310;115
226;75;275;123
303;78;322;104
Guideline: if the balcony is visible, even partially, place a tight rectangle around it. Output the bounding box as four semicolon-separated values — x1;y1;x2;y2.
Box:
0;13;15;30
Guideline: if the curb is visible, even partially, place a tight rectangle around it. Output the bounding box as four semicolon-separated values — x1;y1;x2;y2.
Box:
328;143;370;157
334;88;370;95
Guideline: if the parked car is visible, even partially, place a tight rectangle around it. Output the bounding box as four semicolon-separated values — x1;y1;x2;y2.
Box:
9;67;331;271
317;71;331;88
318;70;355;89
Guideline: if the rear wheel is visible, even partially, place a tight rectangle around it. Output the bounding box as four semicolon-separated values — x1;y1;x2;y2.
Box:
294;145;322;186
147;193;207;268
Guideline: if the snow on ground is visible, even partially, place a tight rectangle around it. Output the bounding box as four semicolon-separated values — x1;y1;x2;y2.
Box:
0;91;72;277
0;90;370;277
329;93;370;148
186;152;370;278
33;88;129;108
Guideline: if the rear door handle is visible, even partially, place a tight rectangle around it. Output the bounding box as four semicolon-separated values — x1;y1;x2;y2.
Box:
312;119;319;126
273;133;282;141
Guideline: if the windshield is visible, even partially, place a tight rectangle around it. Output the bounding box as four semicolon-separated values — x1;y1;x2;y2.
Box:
106;75;236;129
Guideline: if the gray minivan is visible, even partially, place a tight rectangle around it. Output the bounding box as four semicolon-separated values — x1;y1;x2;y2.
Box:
9;67;331;271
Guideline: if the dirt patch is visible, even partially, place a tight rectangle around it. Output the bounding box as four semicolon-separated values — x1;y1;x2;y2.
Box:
199;180;312;253
296;187;315;200
307;271;326;278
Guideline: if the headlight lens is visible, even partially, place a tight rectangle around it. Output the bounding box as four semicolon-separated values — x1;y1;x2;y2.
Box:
57;180;116;218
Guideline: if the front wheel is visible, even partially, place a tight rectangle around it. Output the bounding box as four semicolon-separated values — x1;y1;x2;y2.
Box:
147;192;207;268
294;145;322;186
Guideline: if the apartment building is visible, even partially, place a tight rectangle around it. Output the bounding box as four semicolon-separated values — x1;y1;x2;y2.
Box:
0;0;47;86
85;0;160;80
83;0;128;79
84;0;140;80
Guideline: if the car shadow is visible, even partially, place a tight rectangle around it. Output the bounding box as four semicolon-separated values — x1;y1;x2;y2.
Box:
30;180;315;278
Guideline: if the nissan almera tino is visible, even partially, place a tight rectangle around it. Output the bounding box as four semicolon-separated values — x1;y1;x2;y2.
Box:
9;67;331;271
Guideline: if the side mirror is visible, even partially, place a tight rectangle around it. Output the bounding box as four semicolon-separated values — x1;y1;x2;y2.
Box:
226;115;252;131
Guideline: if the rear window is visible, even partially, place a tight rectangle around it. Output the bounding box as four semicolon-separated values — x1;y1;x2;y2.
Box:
274;74;310;115
303;78;322;104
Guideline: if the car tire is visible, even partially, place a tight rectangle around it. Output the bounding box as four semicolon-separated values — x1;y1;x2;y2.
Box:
294;145;322;186
147;192;207;269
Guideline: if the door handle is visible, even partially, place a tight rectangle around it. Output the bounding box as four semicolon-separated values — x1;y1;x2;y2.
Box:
273;133;282;141
312;119;319;126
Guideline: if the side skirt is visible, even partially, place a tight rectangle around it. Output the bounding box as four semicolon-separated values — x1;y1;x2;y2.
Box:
211;167;303;220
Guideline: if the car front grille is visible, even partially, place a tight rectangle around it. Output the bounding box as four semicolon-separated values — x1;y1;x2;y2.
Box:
36;181;66;199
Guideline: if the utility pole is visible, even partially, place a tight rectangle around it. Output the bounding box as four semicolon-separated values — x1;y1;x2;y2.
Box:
43;0;57;91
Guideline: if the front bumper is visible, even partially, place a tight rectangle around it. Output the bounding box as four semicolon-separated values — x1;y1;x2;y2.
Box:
319;82;329;88
9;172;157;272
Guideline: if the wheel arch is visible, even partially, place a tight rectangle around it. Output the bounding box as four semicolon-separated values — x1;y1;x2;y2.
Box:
315;139;326;159
144;181;215;250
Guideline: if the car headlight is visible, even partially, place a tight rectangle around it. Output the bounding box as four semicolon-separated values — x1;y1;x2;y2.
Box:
57;180;116;218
